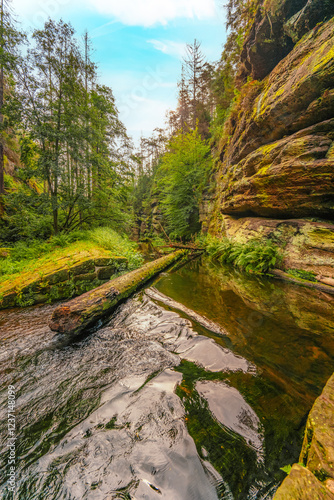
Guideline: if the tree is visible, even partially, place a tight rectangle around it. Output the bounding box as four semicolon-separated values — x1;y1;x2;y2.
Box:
167;43;214;139
14;19;134;236
155;128;211;240
183;39;206;130
0;0;22;196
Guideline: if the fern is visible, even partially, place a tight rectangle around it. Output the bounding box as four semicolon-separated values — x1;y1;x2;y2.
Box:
199;235;282;275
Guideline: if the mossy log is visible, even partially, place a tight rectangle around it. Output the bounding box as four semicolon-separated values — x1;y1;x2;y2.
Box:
271;269;334;295
49;250;185;336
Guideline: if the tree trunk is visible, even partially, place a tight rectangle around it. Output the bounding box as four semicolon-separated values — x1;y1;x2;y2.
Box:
49;250;185;336
0;0;4;195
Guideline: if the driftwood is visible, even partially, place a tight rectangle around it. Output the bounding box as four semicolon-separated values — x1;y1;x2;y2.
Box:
49;250;185;336
271;269;334;296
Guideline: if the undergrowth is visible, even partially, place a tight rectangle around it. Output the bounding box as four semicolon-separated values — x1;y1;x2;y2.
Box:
197;234;282;274
0;227;143;282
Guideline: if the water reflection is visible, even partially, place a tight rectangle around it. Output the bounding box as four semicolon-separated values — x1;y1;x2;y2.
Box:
0;257;333;499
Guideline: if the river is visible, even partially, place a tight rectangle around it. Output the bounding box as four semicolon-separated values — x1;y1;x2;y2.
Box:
1;257;333;499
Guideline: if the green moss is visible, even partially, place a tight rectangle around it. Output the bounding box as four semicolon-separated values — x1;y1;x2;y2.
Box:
308;228;334;245
105;416;118;430
312;43;334;73
256;163;272;176
287;269;317;282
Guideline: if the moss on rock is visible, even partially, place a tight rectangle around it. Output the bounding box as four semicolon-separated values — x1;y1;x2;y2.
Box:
0;251;129;310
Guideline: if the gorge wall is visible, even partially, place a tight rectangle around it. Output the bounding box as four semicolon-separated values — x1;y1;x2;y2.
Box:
202;0;334;278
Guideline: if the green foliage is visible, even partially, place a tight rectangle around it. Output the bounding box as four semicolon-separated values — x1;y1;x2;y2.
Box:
1;18;135;240
199;234;283;274
280;463;306;475
0;227;143;281
155;128;212;241
286;269;317;282
280;464;292;475
87;227;144;269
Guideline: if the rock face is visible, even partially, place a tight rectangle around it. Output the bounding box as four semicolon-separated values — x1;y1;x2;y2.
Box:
274;374;334;499
240;0;334;81
213;17;334;220
204;8;334;276
221;215;334;277
217;119;334;218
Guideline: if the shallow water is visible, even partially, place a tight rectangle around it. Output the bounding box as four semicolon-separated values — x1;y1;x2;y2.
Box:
0;257;333;499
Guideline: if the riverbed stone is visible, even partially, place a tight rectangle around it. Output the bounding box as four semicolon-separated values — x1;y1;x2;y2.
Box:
0;292;17;309
33;292;52;305
274;464;334;499
42;269;69;285
94;258;113;266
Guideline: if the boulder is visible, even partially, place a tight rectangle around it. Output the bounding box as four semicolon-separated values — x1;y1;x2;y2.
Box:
274;464;334;499
300;374;334;480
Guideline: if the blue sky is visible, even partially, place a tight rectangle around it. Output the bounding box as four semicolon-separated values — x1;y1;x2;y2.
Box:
11;0;228;144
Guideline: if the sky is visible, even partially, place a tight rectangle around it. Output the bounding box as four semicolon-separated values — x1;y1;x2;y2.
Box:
11;0;228;145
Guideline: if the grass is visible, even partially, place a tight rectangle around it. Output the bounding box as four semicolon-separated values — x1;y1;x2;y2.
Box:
197;234;283;274
0;228;144;288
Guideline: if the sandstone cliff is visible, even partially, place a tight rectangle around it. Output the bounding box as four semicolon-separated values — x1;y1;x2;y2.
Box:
274;373;334;499
203;1;334;278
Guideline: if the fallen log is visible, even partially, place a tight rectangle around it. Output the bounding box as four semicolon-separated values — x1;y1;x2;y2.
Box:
271;269;334;296
158;244;204;251
49;250;185;336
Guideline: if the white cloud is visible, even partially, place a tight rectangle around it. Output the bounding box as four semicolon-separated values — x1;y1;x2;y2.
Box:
147;39;186;59
124;97;175;143
12;0;218;29
91;0;217;27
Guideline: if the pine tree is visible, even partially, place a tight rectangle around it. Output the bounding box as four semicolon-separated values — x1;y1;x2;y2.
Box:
183;39;206;130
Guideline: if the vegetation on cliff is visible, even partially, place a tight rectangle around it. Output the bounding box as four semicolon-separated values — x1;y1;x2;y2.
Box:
198;234;283;274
